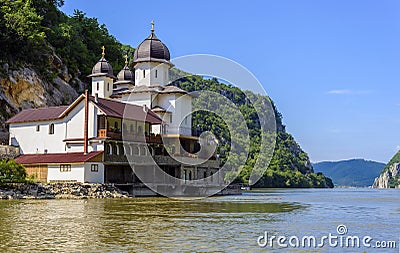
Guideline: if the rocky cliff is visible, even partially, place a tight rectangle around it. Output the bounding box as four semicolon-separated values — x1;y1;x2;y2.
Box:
372;151;400;188
0;59;81;129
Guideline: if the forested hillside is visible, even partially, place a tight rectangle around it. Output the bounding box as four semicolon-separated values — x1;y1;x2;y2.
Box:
175;76;333;188
0;0;333;188
313;159;384;187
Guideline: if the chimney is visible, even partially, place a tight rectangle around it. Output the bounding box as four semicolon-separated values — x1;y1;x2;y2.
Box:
84;90;89;154
95;93;99;103
143;104;148;113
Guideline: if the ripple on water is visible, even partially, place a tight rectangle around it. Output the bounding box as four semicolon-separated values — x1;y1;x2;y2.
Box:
0;188;398;252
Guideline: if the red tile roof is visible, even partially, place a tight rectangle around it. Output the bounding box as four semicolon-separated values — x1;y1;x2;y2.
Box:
15;151;103;165
6;95;162;125
90;96;162;124
6;106;69;124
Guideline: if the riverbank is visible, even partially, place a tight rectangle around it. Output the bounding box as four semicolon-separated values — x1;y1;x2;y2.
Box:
0;183;130;200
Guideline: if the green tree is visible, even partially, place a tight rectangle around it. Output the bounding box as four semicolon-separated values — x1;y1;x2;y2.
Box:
0;159;27;184
0;0;47;64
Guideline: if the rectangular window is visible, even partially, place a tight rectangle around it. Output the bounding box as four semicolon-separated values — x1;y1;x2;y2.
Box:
49;123;54;135
91;164;99;172
97;82;99;91
60;164;71;172
170;115;172;123
36;125;40;132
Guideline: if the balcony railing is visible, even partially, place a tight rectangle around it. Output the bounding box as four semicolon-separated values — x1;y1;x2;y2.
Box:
97;129;162;143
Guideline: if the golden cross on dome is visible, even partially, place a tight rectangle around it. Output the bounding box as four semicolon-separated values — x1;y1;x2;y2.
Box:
151;20;155;33
101;46;105;57
124;54;128;65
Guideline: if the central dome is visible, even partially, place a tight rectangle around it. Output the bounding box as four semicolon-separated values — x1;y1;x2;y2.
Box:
133;29;171;65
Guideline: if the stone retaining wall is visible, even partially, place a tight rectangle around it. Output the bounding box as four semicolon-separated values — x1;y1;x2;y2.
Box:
0;183;130;199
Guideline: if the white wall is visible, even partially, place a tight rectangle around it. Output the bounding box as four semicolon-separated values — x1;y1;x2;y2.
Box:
9;98;102;154
121;93;152;107
156;93;192;135
47;162;104;183
91;76;114;98
47;164;85;182
84;162;104;183
135;62;169;86
9;119;67;154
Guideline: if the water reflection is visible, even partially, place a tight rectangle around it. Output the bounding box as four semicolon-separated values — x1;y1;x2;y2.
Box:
0;189;398;252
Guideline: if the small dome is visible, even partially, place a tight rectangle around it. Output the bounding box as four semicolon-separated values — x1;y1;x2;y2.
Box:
88;47;116;79
133;24;171;65
92;56;114;76
115;63;135;85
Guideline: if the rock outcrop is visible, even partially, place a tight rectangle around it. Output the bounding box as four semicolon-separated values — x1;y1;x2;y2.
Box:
0;54;81;129
372;162;400;188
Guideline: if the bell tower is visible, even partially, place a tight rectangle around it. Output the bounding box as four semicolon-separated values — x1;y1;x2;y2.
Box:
87;46;116;98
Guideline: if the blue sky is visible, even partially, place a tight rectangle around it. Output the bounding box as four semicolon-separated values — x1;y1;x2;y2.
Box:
61;0;400;163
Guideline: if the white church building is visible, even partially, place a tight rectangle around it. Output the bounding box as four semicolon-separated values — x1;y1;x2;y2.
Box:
7;23;221;191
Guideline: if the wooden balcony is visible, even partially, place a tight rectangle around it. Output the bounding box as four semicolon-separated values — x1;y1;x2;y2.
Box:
97;129;162;143
98;129;122;139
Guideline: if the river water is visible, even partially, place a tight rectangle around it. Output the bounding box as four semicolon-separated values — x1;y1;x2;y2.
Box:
0;188;398;252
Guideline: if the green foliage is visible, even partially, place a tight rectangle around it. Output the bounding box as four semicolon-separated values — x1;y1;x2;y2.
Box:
48;9;126;81
0;0;130;84
383;151;400;173
313;159;385;187
0;0;48;69
382;151;400;188
173;71;333;188
0;159;27;184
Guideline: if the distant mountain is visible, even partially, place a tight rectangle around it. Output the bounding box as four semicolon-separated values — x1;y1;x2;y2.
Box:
313;159;385;187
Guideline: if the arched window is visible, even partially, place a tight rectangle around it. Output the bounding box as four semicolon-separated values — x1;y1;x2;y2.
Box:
113;144;119;155
138;125;143;134
132;146;139;155
107;144;112;155
141;146;147;156
49;123;54;135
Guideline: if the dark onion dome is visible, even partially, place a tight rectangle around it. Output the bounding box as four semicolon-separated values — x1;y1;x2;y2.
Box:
133;21;172;66
87;46;116;79
114;57;135;85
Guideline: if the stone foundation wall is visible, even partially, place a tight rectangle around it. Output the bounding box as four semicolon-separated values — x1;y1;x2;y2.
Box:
0;183;130;199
